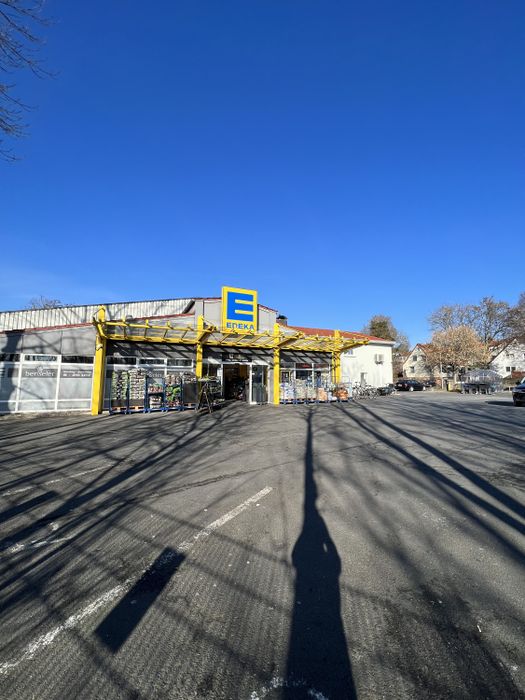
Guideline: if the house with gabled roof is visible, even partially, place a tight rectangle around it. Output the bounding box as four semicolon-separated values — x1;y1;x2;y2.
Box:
490;336;525;379
402;343;441;383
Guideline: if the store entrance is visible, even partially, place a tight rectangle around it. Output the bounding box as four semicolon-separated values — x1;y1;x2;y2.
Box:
223;364;250;401
222;364;268;403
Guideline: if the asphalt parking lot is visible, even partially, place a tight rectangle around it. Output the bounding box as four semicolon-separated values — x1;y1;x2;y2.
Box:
0;392;524;699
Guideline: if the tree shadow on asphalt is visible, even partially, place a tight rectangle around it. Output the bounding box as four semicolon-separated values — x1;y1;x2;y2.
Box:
312;404;524;699
352;402;525;529
285;409;356;700
0;404;259;614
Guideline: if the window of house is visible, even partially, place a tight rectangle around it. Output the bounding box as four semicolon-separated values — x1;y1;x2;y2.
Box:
413;355;418;362
410;366;415;374
506;367;511;372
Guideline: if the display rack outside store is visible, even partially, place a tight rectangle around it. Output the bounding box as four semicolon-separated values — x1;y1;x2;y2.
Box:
280;380;352;404
108;369;223;414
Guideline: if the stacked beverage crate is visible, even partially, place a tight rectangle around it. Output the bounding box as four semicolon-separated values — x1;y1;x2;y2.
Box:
110;370;129;410
280;382;295;402
147;379;164;410
128;368;147;408
295;380;307;401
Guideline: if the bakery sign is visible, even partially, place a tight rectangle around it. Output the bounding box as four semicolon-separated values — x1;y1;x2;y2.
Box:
221;286;258;332
22;365;57;378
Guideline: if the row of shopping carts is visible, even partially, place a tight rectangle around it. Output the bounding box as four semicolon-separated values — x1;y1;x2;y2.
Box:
279;381;383;404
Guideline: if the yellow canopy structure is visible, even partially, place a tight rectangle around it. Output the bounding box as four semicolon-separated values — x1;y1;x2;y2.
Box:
91;307;369;413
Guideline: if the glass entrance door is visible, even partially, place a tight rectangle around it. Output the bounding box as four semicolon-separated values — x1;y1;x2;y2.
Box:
251;366;268;404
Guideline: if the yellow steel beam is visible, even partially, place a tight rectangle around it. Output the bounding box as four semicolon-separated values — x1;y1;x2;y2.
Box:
273;323;280;405
91;306;107;416
332;329;342;383
99;333;198;345
195;315;204;378
94;317;370;354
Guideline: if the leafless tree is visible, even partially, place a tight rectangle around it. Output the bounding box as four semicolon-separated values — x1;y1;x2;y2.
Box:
429;297;511;343
428;304;476;332
425;326;491;378
28;295;63;309
0;0;50;160
507;292;525;338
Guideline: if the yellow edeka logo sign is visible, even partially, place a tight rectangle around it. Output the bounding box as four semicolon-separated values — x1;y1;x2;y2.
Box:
221;286;258;332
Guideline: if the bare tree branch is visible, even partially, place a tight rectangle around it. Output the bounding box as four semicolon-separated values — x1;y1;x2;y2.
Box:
0;0;50;160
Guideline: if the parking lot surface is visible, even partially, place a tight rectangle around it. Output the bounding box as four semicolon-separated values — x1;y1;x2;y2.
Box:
0;393;524;699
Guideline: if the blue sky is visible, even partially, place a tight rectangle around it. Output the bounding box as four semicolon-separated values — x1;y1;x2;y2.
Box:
1;1;524;344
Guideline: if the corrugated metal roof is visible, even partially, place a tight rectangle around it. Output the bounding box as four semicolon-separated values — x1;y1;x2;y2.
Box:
0;298;194;332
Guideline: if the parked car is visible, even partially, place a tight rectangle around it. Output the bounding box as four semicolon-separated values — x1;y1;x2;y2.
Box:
395;379;425;392
512;380;525;406
377;384;395;396
422;378;436;388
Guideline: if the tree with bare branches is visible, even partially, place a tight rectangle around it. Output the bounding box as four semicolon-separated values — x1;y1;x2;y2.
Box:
425;326;491;379
429;297;511;344
507;292;525;338
0;0;49;160
28;295;63;309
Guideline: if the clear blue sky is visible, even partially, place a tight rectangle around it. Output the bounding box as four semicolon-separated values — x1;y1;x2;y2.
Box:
1;1;524;344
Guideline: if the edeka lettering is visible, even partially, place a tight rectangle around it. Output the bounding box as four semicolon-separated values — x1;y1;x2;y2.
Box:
226;322;254;331
221;286;258;332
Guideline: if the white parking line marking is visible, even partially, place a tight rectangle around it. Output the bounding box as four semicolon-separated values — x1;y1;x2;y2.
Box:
0;486;273;675
1;466;111;497
2;536;76;556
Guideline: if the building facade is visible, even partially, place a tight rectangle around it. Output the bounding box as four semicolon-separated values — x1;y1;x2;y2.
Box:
490;337;525;379
0;288;393;414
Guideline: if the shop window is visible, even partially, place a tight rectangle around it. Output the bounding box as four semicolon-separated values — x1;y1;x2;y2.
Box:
107;356;137;365
62;355;94;364
24;354;57;362
167;359;192;367
296;370;311;380
0;353;20;362
202;363;218;378
138;358;166;365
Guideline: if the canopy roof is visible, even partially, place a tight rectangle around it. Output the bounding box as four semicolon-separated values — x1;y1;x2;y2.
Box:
94;314;369;353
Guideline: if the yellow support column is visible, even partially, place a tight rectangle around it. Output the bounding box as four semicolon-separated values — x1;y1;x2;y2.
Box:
333;329;342;384
273;323;280;405
195;315;204;379
91;306;107;415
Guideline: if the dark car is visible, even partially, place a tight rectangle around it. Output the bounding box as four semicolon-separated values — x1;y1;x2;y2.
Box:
377;384;395;396
512;380;525;406
395;379;425;392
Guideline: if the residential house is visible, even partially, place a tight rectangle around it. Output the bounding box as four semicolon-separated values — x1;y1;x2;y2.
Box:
490;337;525;380
402;344;442;384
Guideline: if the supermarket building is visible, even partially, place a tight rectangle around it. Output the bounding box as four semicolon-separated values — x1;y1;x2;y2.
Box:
0;288;394;414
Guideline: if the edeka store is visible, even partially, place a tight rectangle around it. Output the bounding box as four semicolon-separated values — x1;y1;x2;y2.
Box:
0;287;374;414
